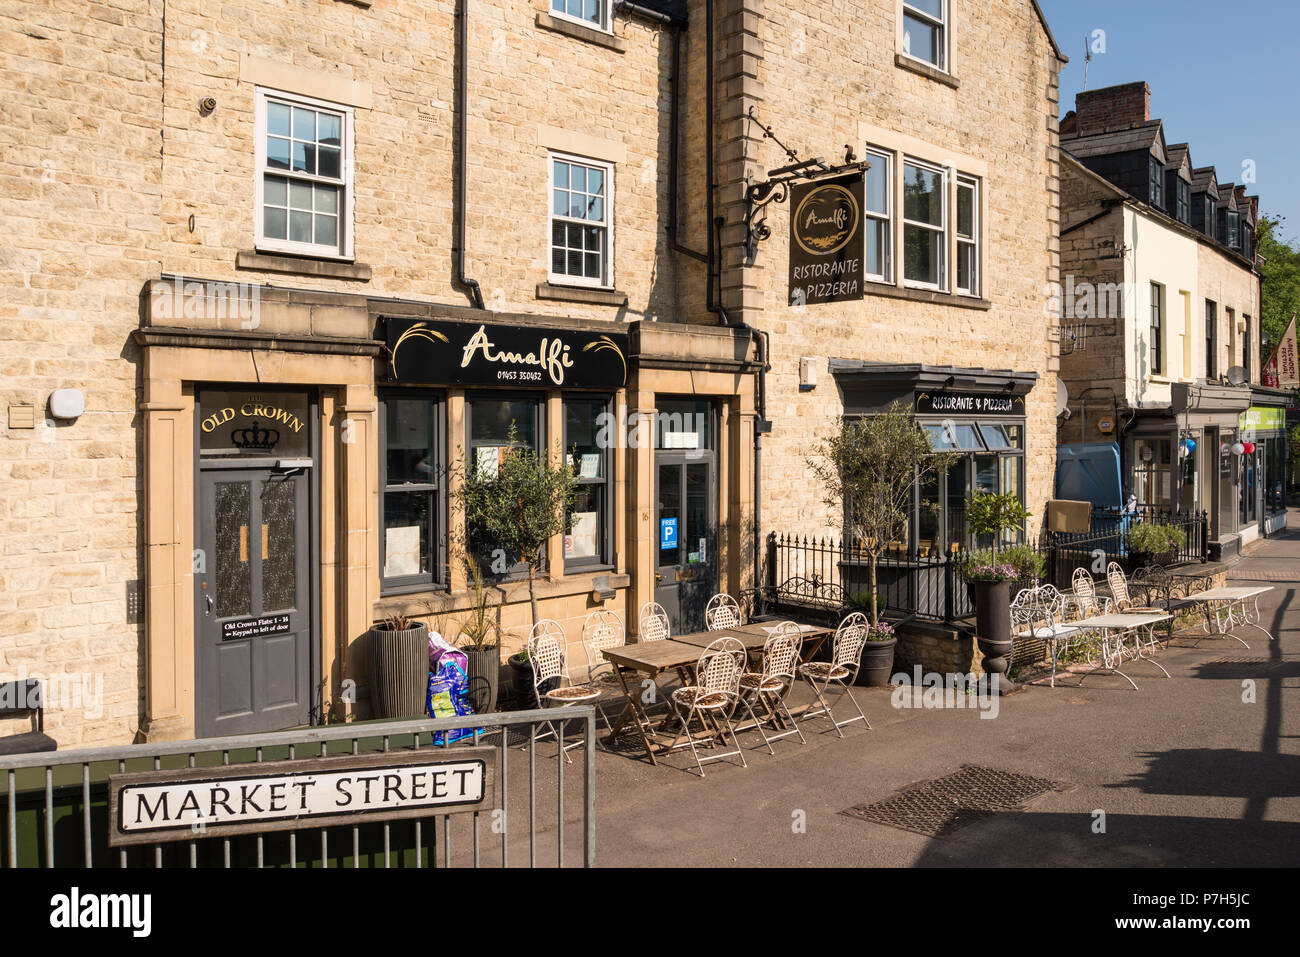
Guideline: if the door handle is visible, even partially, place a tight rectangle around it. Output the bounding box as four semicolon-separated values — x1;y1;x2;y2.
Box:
205;595;214;615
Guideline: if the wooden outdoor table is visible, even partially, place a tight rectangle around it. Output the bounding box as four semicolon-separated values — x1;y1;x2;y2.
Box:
675;620;833;660
601;640;708;765
1073;611;1173;690
1175;585;1275;648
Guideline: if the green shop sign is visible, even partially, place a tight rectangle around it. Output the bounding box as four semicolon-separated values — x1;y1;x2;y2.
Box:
1239;406;1287;432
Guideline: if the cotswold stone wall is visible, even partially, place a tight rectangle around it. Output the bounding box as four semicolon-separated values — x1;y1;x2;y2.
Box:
1;0;162;745
714;0;1065;540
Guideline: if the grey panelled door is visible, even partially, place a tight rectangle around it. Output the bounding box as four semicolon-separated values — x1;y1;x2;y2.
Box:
197;469;311;736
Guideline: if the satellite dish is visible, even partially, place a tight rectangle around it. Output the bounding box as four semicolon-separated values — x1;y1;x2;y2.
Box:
1057;380;1069;416
1226;365;1247;386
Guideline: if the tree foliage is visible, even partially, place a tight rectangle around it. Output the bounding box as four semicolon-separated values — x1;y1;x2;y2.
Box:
806;403;959;627
456;425;576;628
1257;214;1300;355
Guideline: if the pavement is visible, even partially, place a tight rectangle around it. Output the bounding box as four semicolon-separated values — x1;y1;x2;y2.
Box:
462;511;1300;867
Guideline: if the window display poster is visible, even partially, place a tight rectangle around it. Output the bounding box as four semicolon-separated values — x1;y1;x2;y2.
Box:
384;525;422;577
579;454;601;479
476;445;501;479
565;511;599;559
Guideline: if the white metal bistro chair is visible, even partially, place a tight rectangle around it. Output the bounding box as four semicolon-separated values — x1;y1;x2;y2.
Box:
1107;562;1166;654
797;612;871;737
739;621;806;750
1069;567;1112;620
523;620;601;763
705;593;743;631
579;609;625;732
1011;586;1088;687
638;601;671;642
667;637;760;777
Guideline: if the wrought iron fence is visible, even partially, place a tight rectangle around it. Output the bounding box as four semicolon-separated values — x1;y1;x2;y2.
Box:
1;707;595;868
763;507;1208;626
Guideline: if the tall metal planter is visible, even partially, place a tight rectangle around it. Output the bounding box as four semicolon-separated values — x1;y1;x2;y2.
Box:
463;646;500;714
369;621;429;719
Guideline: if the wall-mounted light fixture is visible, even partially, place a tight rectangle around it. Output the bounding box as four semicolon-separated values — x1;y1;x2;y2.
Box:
49;389;85;420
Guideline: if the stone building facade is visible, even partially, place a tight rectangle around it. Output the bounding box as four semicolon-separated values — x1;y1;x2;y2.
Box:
1;0;1065;747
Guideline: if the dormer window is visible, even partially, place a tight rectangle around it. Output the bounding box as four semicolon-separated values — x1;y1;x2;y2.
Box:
1227;211;1240;249
1175;179;1190;224
1204;197;1216;237
1148;157;1164;210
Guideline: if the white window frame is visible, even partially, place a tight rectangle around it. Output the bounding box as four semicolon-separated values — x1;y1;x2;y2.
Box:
902;157;947;292
254;88;354;261
863;148;893;283
550;0;612;34
547;151;615;290
955;174;979;297
900;0;949;73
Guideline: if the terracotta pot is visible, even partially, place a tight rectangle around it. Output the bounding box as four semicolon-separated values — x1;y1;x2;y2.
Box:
369;621;429;719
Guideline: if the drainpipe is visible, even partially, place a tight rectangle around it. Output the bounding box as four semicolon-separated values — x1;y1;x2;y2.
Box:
705;0;731;326
453;0;484;309
752;328;770;605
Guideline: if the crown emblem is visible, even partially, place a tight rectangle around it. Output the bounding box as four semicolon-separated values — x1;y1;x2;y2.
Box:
231;420;279;452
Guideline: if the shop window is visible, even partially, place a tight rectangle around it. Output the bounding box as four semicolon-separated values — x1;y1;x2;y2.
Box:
550;154;613;289
551;0;610;32
901;0;948;71
379;393;445;592
255;89;353;259
563;396;612;569
466;395;543;576
1132;437;1173;507
918;418;1025;552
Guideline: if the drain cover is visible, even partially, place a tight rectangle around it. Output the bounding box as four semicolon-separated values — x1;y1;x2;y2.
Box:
841;765;1062;837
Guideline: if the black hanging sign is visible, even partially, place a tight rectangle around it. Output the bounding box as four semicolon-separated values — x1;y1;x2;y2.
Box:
915;392;1026;416
788;173;866;306
386;319;629;389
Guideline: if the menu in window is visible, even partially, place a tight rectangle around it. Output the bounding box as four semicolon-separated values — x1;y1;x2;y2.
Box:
566;511;598;559
384;525;422;577
579;454;601;479
476;446;502;479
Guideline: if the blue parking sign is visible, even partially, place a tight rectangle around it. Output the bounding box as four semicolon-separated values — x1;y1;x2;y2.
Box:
660;517;678;550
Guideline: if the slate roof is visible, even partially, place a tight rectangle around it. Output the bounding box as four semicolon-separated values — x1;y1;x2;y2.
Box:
1061;120;1165;160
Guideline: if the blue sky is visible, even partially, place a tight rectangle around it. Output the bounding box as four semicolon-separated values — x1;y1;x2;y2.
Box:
1037;0;1300;242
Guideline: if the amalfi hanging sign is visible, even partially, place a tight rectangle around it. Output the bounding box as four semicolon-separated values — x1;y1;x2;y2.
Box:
788;172;866;307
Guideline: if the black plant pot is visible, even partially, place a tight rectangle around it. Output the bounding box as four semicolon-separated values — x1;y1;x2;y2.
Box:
968;580;1017;694
1129;549;1177;570
858;638;898;687
369;621;429;719
463;646;501;715
508;654;535;709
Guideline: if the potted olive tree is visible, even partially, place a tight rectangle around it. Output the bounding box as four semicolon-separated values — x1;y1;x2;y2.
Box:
368;612;430;719
455;425;576;709
807;403;959;686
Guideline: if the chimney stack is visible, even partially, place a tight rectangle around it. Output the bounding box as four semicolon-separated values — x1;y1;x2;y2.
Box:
1073;81;1151;136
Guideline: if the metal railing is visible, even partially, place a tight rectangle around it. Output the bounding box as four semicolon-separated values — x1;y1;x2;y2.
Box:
764;507;1209;626
1;707;594;868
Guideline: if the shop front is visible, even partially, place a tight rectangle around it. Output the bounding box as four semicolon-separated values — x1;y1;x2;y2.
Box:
136;280;758;740
830;362;1039;553
1239;388;1291;540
